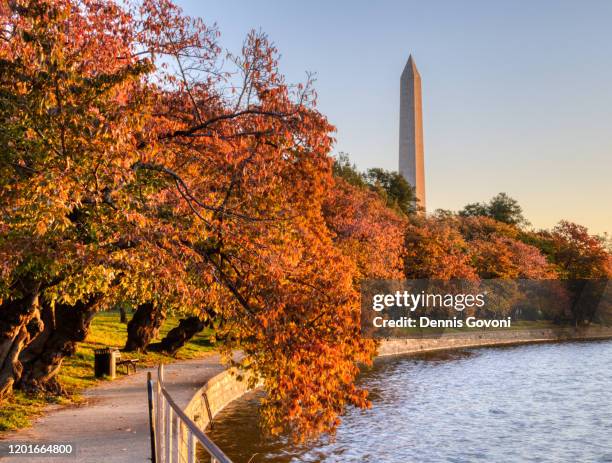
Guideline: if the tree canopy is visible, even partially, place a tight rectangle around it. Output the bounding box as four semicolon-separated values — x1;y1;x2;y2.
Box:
0;0;406;438
459;192;529;226
332;153;418;215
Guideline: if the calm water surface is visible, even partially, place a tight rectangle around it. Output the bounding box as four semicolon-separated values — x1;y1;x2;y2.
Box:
206;341;612;462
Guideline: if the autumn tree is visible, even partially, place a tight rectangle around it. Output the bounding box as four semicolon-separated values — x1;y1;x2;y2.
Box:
0;0;150;396
332;153;418;215
1;0;226;395
544;221;612;279
535;221;612;324
467;229;556;318
404;217;477;280
323;178;406;280
456;216;554;279
0;0;379;438
404;215;555;318
416;215;552;280
460;192;529;226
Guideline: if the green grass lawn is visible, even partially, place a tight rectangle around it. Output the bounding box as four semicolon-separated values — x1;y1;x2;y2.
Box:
0;310;217;433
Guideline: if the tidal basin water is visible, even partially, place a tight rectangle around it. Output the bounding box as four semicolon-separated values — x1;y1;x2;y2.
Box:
206;340;612;462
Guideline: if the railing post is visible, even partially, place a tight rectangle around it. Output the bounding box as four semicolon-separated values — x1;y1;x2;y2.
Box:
157;365;164;462
156;362;232;463
147;372;157;463
173;416;180;463
165;403;173;463
203;391;214;429
187;430;195;463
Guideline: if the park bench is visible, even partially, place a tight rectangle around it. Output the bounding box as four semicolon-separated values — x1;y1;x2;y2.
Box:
93;348;140;377
115;355;139;375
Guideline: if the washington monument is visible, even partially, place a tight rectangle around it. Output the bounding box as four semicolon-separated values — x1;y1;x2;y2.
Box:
399;55;426;210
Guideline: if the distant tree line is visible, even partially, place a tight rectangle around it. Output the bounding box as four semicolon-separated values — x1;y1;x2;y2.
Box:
335;153;611;325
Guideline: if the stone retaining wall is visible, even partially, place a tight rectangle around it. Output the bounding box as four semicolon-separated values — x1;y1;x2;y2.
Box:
377;326;612;356
183;367;255;431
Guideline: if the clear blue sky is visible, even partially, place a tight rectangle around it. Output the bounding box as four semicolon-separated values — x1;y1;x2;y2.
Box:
179;0;612;235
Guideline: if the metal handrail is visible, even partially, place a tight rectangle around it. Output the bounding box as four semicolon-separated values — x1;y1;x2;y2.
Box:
148;364;233;463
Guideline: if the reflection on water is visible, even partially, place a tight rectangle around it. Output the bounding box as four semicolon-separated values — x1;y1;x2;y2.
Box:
206;341;612;462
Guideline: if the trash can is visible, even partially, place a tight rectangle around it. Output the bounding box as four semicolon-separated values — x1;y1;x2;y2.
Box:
94;348;118;379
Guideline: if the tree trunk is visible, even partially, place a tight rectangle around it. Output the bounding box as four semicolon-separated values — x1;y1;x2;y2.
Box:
124;302;165;352
119;305;128;324
0;284;43;401
18;297;99;394
149;316;206;356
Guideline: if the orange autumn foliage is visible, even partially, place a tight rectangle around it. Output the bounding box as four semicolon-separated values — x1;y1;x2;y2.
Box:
469;236;556;279
457;217;555;279
540;221;612;279
404;218;477;280
0;0;383;437
323;178;406;280
404;216;554;280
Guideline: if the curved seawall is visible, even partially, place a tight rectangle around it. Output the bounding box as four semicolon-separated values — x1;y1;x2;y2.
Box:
183;368;256;431
377;326;612;356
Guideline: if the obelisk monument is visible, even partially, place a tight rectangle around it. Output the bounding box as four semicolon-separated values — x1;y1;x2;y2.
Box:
399;55;426;210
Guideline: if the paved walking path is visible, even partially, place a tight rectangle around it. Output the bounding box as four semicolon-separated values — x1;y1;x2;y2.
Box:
0;354;225;463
